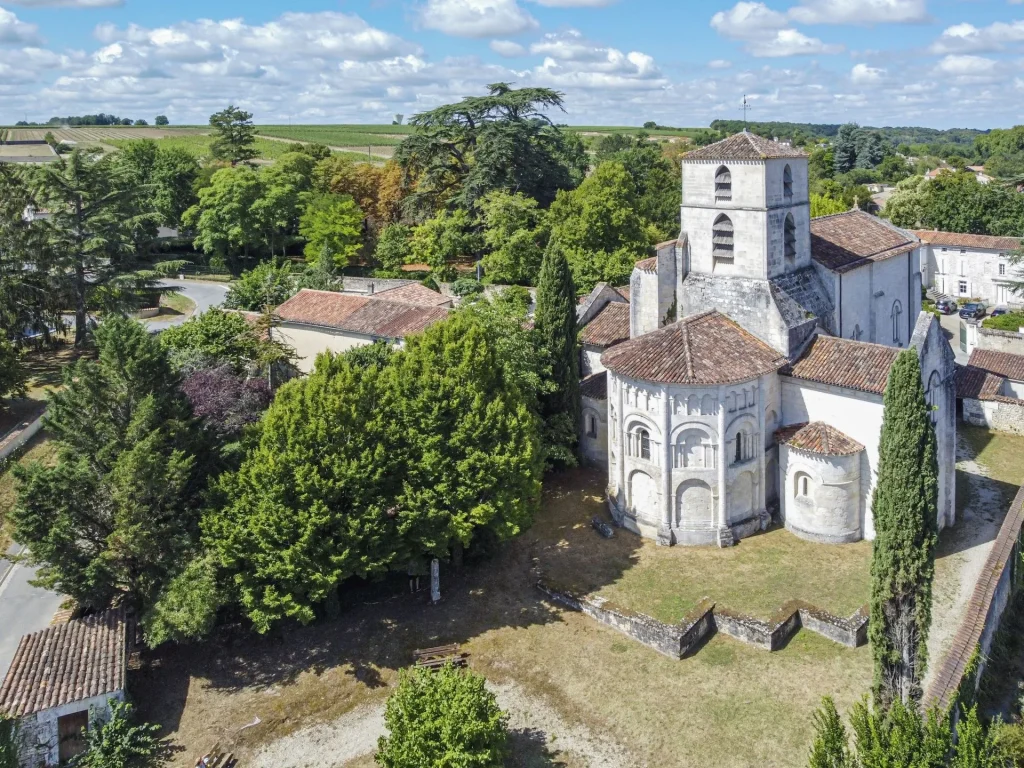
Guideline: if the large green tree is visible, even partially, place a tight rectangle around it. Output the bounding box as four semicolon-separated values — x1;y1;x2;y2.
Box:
208;105;258;165
533;241;581;467
597;133;680;241
410;208;483;282
299;193;364;266
183;165;266;261
223;260;297;311
159;306;289;373
395;83;587;215
478;190;549;285
12;316;206;611
833;123;860;174
870;350;939;708
376;665;508;768
546;161;653;292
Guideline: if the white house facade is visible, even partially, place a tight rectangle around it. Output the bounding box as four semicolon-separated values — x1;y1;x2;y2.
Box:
915;230;1022;309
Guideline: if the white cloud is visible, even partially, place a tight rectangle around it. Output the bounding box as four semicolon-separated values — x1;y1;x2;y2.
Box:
0;6;39;45
789;0;928;25
930;20;1024;54
417;0;538;39
527;29;664;86
708;59;733;69
711;2;842;57
489;39;526;57
851;62;885;83
935;54;998;81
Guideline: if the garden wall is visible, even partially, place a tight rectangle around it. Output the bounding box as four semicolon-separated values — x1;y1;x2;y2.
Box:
924;484;1024;714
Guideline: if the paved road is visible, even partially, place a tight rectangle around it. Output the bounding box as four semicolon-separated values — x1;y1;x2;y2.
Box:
147;279;229;332
0;546;65;679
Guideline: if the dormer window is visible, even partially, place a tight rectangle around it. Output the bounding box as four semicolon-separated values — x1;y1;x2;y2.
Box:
715;165;732;201
784;214;796;263
713;214;734;262
783;164;793;200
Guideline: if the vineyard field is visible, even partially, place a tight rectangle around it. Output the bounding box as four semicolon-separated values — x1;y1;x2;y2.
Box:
107;135;381;163
5;126;206;144
256;125;412;146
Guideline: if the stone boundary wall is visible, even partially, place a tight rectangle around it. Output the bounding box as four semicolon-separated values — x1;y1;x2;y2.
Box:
536;576;867;658
341;276;421;295
963;396;1024;436
925;484;1024;713
978;327;1024;357
0;406;46;463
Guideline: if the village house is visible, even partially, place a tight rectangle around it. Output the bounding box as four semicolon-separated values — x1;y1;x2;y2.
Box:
916;230;1022;309
0;609;128;768
578;131;956;548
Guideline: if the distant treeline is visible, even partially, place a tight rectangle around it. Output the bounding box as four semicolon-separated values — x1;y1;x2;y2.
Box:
710;120;985;148
16;114;136;127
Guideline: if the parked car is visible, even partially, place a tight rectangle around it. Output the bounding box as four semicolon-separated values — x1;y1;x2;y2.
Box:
935;298;958;315
959;302;987;320
990;307;1009;318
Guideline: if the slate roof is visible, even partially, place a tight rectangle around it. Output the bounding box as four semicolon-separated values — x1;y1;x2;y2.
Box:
684;132;807;162
775;422;864;456
374;283;452;307
601;310;787;386
967;349;1024;382
0;609;126;717
811;211;919;273
580;302;631;349
782;334;900;395
912;230;1021;252
580;371;608;401
275;289;448;339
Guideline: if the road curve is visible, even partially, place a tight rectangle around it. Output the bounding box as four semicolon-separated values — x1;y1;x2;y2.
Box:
147;279;229;332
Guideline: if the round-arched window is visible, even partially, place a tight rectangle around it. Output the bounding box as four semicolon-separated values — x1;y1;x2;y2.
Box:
715;165;732;201
713;214;734;262
783;164;793;200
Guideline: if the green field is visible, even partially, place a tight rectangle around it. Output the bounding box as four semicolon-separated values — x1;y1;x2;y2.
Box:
256;125;412;147
106;135;376;164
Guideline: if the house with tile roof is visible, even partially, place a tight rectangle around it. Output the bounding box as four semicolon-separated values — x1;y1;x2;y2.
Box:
914;229;1022;309
0;609;128;767
272;288;450;374
595;132;956;548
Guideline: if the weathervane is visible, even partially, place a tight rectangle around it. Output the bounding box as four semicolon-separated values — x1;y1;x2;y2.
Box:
741;95;752;129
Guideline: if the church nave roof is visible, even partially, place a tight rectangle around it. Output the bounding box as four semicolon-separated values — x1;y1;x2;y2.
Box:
782;334;900;395
810;210;919;273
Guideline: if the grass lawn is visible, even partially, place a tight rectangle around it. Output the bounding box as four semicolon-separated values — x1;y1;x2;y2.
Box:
137;467;872;768
0;344;86;436
537;469;872;622
0;432;57;550
158;292;197;319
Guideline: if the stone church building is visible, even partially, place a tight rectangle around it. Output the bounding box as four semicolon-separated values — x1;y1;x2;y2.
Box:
579;132;956;547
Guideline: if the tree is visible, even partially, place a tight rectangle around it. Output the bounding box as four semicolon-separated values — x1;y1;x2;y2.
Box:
299;194;364;266
30;149;159;346
72;700;171;768
0;340;24;401
856;130;885;170
11;316;206;611
810;193;848;218
154;115;169;126
834;123;859;174
183;165;265;261
160;307;287;373
254;153;317;258
478;190;548;285
180;365;271;442
870;349;939;708
534;241;581;466
546;161;653;292
395;83;586;214
410;208;483;281
884;176;929;229
205;353;401;631
375;223;414;274
296;248;343;292
878;154;912;184
208;105;258;165
299;143;332;162
142;553;224;647
152;148;200;229
224;260;296;311
376;665;508;768
313;158;405;236
807;697;848;768
597;133;681;240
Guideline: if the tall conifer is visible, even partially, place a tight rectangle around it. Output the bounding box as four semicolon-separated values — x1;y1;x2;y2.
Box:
534;240;581;467
869;349;939;708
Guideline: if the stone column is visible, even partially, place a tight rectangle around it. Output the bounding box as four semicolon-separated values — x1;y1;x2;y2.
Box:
659;385;673;545
717;385;727;529
757;376;767;516
616;377;626;513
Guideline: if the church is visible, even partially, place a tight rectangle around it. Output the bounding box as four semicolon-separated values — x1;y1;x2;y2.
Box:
578;132;956;547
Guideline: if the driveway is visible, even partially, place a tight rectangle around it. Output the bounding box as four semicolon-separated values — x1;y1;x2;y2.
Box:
937;311;970;365
148;279;229;332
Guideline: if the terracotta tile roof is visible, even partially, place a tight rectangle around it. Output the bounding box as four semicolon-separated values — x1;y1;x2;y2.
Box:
634;257;657;273
955;364;1005;401
580;302;631;349
601;310;787;386
0;609;126;717
782;335;900;395
776;422;864;456
684;132;807;161
275;289;448;339
967;349;1024;382
614;286;630;302
374;283;451;307
580;371;608;401
911;230;1021;253
811;211;918;273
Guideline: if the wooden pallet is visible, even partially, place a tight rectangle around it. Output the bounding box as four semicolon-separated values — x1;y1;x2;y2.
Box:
414;643;468;670
196;749;236;768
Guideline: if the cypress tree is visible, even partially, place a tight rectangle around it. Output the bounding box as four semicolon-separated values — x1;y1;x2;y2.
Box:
869;349;939;709
534;239;581;467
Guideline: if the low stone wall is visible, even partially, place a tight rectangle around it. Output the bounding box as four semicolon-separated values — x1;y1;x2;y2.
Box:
924;484;1024;714
963;397;1024;436
536;578;868;658
0;407;46;462
978;327;1024;356
341;276;420;295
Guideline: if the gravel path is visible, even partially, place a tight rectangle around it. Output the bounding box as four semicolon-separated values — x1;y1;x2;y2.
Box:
924;432;1007;692
248;680;630;768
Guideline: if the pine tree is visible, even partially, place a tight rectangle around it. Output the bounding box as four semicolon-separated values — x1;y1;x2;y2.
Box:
869;349;939;709
833;123;860;175
808;697;850;768
533;239;581;467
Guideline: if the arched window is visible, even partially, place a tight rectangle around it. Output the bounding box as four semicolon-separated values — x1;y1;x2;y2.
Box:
639;429;651;461
586;414;598;438
891;299;904;346
735;435;743;464
784;214;796;264
926;370;942;425
795;472;811;498
713;214;734;263
715;165;732;201
783;164;793;200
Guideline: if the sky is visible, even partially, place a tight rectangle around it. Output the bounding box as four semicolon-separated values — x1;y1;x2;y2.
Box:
0;0;1021;129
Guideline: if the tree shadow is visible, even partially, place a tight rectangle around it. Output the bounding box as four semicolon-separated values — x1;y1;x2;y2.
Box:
507;727;569;768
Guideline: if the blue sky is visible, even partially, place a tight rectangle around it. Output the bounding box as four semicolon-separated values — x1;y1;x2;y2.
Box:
1;0;1021;128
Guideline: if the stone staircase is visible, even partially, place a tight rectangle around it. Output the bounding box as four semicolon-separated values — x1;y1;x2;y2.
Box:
926;287;953;304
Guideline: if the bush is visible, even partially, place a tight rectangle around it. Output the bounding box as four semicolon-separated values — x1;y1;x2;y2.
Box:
983;312;1024;332
375;665;508;768
72;700;171;768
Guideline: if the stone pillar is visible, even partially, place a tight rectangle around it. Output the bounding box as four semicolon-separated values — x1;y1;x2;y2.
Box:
757;377;767;516
617;378;626;507
658;385;673;545
717;386;727;529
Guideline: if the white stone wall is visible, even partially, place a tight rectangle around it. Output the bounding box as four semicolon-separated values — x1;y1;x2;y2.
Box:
824;252;920;347
779;445;862;543
272;323;394;374
630;268;661;338
581;395;608;467
925;244;1020;308
977;328;1024;356
17;692;122;768
581;345;605;377
964;397;1024;435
